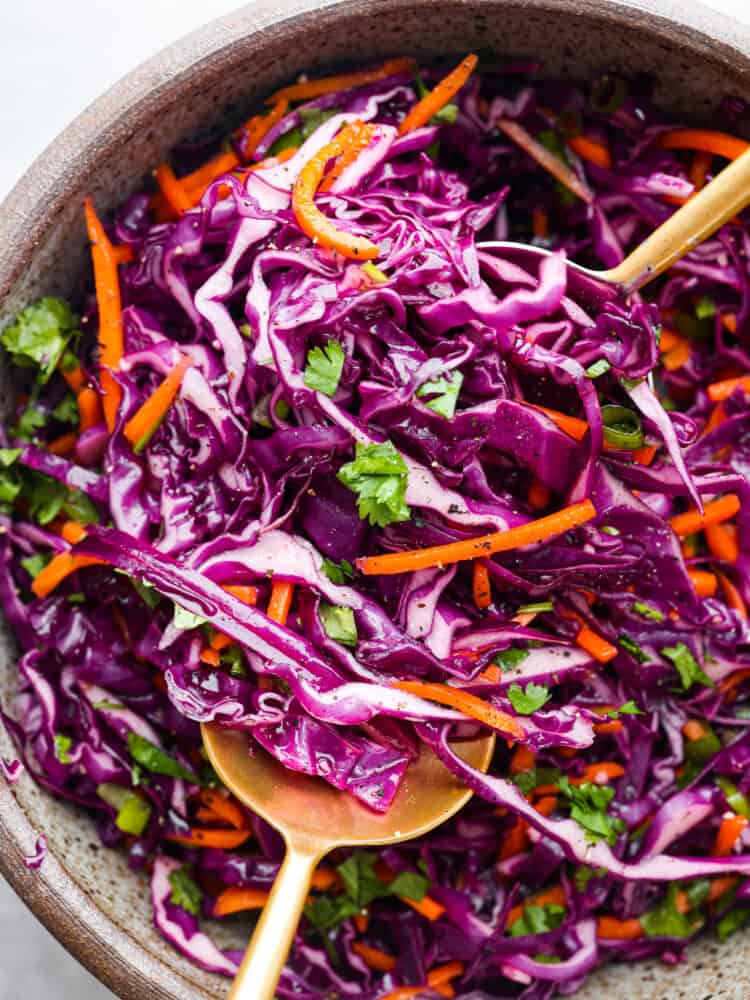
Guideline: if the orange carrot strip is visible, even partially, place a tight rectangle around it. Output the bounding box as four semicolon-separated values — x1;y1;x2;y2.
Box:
712;813;748;856
534;795;559;816
472;561;492;610
243;99;289;159
657;129;749;160
719;666;750;700
269;58;415;104
571;762;625;785
213;886;269;916
403;893;445;922
84;198;123;432
123;354;193;452
575;624;618;663
632;444;658;467
707;376;750;402
506;885;566;928
531;405;588;441
658;328;683;353
427;962;464;987
292;120;379;260
707;875;739;903
77;386;103;435
593;720;623;735
723;313;738;334
210;631;235;652
690;150;713;191
704;402;727;436
528;481;551;510
352;942;397;973
111;244;135;266
499;818;529;860
683;719;707;742
47;432;77;457
222;584;259;605
662;338;691;371
359;500;597;576
669;494;740;537
182;150;240;195
200;647;221;666
688;569;718;597
567;134;612;169
717;570;748;621
166;827;252;849
197;789;247;830
393;680;524;740
311;866;339;891
509;746;536;774
532;208;549;239
60;521;87;545
706;520;739;565
60;360;86;395
31;552;104;599
596;916;643;940
398;54;477;135
154;163;193;216
353;913;369;934
497;118;593;203
267;581;294;626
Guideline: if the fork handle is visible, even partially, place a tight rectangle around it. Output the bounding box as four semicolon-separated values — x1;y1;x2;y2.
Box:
228;844;320;1000
604;145;750;293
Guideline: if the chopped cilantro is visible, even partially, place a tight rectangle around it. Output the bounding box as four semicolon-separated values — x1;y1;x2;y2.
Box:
661;643;713;690
303;340;345;398
509;903;565;937
641;884;702;939
322;558;354;585
127;733;200;783
1;297;79;384
632;600;664;622
507;682;551;715
338;441;411;528
52;394;79;425
557;776;625;845
168;866;203;915
54;734;73;764
172;605;208;631
319;603;357;648
618;635;649;663
20;553;50;580
416;371;464;419
495;648;529;671
717;906;750;942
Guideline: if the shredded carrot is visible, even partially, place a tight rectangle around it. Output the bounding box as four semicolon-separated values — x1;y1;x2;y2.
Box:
574;624;618;663
31;552;104;599
658;328;683;353
593;719;623;735
723;313;738;334
427;962;464;987
596;916;643;940
707;375;750;402
712;813;748;856
166;827;252;849
534;795;558;817
213;886;269;916
77;386;103;435
676;875;738;914
292;120;380;260
268;58;415;105
567;134;612;169
632;444;658;466
318;127;377;193
123;354;192;452
472;561;492;610
499;818;529;860
682;719;707;742
530;405;587;441
47;432;77;457
359;500;596;576
403;892;446;922
717;570;748;621
506;885;566;928
267;580;294;626
662;338;692;371
353;913;369;934
669;494;740;537
181;150;241;198
352;942;397;973
528;480;551;510
154;163;193;216
60;521;87;545
200;647;221;666
84;198;123;432
688;568;718;597
111;244;135;266
311;866;339;891
572;762;625;785
196;789;247;830
497;118;593;203
719;666;750;699
690;150;713;191
509;746;536;774
531;207;549;239
393;680;524;739
703;402;727;436
223;584;259;605
242;99;289;159
210;631;234;652
657;129;749;161
60;359;86;396
398;54;477;135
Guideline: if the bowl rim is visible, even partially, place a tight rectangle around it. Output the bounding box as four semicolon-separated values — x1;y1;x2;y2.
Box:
2;0;750;996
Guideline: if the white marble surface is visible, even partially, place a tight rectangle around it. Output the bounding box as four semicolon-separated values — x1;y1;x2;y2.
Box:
1;0;750;997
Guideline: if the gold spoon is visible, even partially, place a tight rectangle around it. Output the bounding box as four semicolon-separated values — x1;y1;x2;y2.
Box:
480;144;750;305
202;724;495;999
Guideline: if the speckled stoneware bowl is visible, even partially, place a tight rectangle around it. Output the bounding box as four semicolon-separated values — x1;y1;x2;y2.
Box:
2;0;750;996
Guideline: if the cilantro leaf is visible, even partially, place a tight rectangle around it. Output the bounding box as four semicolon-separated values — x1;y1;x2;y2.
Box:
304;894;360;934
632;600;664;622
336;850;429;908
717;906;750;942
619;634;649;663
131;577;161;610
511;766;561;796
1;297;79;384
298;107;339;139
606;700;642;718
62;489;99;525
52;394;79;425
495;648;529;672
168;866;203;915
127;733;200;783
641;884;702;939
26;474;67;525
303;340;345;398
0;449;22;510
509;903;565;937
20;553;50;579
172;604;208;631
15;399;47;441
319;603;357;648
416;371;464;419
661;643;713;690
338;441;411;528
557;776;625;845
507;682;551;715
322;558;354;585
54;733;73;764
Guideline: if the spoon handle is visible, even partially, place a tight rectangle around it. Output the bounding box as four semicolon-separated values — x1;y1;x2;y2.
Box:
605;145;750;293
228;845;320;1000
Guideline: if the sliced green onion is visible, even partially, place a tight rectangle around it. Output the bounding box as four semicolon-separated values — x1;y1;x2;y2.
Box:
716;777;750;819
97;783;151;836
517;600;553;615
585;359;611;379
601;404;644;451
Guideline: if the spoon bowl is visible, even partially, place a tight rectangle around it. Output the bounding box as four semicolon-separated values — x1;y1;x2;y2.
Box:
202;724;495;999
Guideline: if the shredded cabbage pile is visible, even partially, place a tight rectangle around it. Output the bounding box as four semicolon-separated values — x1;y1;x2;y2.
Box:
4;54;750;998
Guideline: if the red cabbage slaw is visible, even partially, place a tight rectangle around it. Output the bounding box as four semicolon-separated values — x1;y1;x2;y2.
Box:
2;53;750;997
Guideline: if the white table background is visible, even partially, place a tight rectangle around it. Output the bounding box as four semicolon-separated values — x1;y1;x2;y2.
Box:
0;0;749;996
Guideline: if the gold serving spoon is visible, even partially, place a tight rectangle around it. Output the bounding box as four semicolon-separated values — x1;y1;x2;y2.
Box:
202;724;495;999
480;144;750;304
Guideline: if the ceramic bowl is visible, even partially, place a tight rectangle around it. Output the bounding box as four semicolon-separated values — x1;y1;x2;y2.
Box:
2;1;750;996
